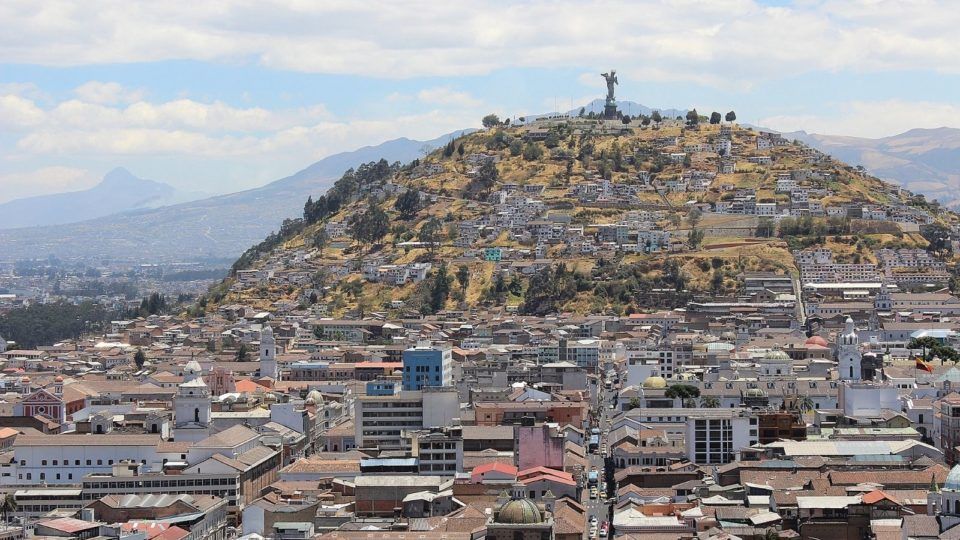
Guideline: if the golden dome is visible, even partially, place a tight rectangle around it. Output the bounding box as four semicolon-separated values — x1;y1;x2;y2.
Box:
642;376;668;389
497;498;542;524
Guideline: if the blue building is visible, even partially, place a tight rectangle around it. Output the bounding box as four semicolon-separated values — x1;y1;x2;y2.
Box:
366;379;398;396
402;343;453;391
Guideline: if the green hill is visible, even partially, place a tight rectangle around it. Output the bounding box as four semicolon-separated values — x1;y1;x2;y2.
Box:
200;116;952;318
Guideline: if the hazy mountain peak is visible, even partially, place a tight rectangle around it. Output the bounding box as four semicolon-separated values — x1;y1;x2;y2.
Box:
100;166;140;186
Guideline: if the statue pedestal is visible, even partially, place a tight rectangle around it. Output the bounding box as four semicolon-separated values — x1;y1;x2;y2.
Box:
603;102;618;119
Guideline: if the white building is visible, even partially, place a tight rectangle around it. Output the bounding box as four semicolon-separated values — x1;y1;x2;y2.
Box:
174;360;213;443
7;434;162;485
260;325;278;380
684;409;758;464
837;317;862;381
354;387;460;451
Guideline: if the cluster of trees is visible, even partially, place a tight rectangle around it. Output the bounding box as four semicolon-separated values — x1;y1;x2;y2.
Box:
0;301;116;349
519;263;589;315
685;109;736;126
231;217;305;274
136;292;168;316
909;337;960;363
921;223;953;257
482;272;523;305
347;204;390;246
590;257;696;310
777;216;850;239
465;160;500;200
302;159;398;226
442;139;465;158
393;189;423;219
482;114;501;128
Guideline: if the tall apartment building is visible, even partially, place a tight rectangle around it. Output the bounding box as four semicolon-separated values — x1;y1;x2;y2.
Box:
684;409;758;465
354;387;460;451
402;343;453;391
408;425;464;476
939;394;960;465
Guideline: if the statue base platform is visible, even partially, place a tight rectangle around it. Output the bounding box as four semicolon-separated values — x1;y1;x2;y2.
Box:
604;103;618;119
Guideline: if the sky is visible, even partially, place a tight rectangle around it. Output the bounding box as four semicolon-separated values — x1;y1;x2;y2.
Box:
1;0;959;203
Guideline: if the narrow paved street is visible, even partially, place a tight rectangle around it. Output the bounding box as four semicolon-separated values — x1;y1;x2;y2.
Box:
583;376;614;538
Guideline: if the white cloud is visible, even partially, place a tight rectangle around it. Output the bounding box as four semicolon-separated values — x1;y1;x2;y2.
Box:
0;166;99;203
416;87;482;108
0;85;482;169
759;99;960;138
1;1;959;84
73;81;144;105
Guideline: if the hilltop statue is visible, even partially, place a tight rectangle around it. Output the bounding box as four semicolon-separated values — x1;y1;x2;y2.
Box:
601;70;619;119
601;70;618;103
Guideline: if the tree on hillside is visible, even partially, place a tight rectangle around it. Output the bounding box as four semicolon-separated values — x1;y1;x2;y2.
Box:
349;204;390;246
314;229;330;256
544;130;560;149
756;217;776;238
688;207;702;227
921;223;952;257
519;263;582;316
522;142;544;161
466;160;500;200
140;292;167;316
509;139;523;157
688;227;705;249
393;189;422;219
685;109;699;126
651;110;662;124
457;143;465;157
428;263;452;313
725;110;737;122
419;217;443;256
236;344;249;361
456;265;470;294
710;270;724;294
578;107;586;117
710;111;722;124
134;348;147;370
482;114;500;128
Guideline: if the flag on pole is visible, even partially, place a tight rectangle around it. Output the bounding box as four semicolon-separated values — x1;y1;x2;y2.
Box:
916;357;934;373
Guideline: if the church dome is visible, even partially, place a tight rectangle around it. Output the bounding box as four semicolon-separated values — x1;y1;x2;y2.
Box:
642;376;668;389
184;360;202;375
20;376;30;384
805;336;829;347
497;498;542;524
763;349;790;362
945;464;960;491
262;325;274;337
54;376;63;382
306;390;324;405
744;387;766;398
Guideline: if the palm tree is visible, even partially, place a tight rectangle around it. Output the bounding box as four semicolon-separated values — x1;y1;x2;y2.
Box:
0;493;16;524
700;396;720;408
797;395;815;413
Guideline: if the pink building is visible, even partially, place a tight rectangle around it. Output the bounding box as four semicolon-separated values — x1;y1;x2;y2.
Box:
517;424;565;471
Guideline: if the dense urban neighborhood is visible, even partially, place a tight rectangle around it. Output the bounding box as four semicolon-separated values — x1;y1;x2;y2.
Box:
4;97;960;540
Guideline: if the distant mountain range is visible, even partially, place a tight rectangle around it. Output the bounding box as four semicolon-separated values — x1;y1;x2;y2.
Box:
783;127;960;207
0;131;471;262
0;168;206;229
